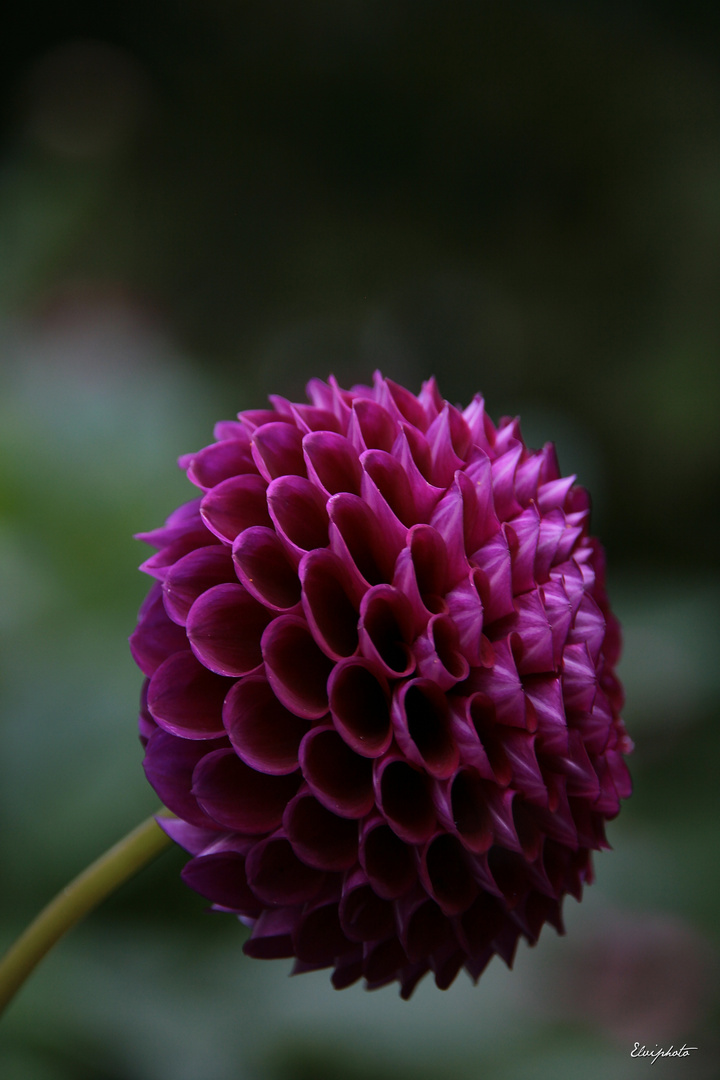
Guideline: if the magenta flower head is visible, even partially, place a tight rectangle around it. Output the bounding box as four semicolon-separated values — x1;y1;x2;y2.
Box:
130;372;632;997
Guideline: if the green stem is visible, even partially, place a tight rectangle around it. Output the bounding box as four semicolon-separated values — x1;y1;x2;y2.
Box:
0;812;173;1017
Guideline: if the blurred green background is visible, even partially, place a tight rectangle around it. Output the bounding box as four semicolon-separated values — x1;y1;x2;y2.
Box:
1;2;719;1078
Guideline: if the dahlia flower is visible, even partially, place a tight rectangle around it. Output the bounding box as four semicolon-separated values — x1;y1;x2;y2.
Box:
130;372;632;997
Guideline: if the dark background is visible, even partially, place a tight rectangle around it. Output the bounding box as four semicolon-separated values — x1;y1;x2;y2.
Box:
0;3;718;1078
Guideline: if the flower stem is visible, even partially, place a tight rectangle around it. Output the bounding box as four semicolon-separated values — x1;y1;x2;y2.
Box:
0;812;173;1017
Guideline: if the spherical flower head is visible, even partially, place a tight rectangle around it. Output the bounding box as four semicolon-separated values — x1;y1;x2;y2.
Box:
130;372;632;997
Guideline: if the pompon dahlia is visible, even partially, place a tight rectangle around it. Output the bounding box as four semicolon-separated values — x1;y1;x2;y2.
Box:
130;372;632;997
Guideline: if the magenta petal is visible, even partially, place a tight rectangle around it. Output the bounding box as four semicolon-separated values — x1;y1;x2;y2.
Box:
471;528;515;623
223;674;308;774
158;817;220;855
391;678;458;778
147;649;234;738
358;584;415;678
358;816;417;899
143;727;228;826
182;837;261;915
462;394;495;453
232;526;301;610
469;637;528;730
186;439;257;490
200;474;271;542
561;642;597;712
328;492;396;586
392;525;448;633
267;475;329;555
262;614;333;719
445;571;486;665
299;725;375;819
293;896;353;966
360;449;418;527
446;769;495;853
509;505;541;595
537;474;577;512
391;429;444;520
186;583;271;677
384;374;433;431
363;936;409;988
426;406;466;487
162;545;236;626
414;613;469;690
491;442;523;521
429;483;471;588
567;594;606;663
299;549;360;660
524;675;568;756
192;748;300;833
283;790;358;870
339;869;395;943
245;831;326;905
307;374;354;430
348;398;398;454
396;891;454;963
496;589;555;676
251;421;306;482
327;658;392;758
303;430;362;496
374;755;436;843
130;584;188;676
243;907;300;959
358;468;411;555
420;833;478;916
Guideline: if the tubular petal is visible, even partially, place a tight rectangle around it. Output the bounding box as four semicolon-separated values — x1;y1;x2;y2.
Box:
186;583;272;677
192;748;300;833
223;674;309;775
261;615;334;719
